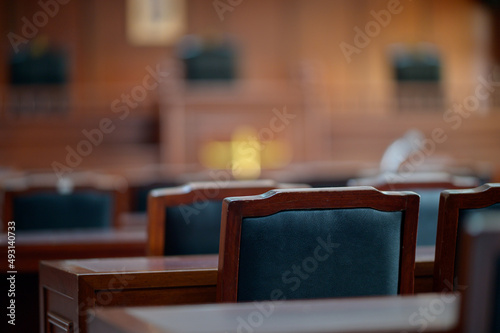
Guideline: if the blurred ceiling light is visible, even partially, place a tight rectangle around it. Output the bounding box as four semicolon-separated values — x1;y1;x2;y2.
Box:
126;0;186;46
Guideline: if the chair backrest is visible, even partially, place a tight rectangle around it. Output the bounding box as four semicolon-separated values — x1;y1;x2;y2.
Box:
348;172;479;246
457;209;500;333
434;183;500;293
217;186;420;302
2;172;127;231
147;179;309;256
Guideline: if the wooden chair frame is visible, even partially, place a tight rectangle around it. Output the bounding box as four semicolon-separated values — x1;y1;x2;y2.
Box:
147;179;308;255
433;183;500;292
217;186;420;302
457;208;500;333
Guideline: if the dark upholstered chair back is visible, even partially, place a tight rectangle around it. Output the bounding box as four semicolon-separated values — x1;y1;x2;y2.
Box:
457;208;500;333
163;200;222;255
434;183;500;292
414;189;441;245
146;180;309;256
2;172;127;231
348;172;478;246
12;191;113;230
217;186;420;302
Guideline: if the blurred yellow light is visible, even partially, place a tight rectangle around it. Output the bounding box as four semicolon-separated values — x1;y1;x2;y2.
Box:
198;127;292;179
261;141;292;168
231;127;261;180
199;141;231;169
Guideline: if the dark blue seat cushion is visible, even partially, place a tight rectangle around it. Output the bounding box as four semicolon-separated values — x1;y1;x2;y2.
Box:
237;208;402;302
164;200;222;255
455;203;500;288
458;204;500;255
492;256;500;332
413;189;441;246
460;203;500;226
13;191;113;231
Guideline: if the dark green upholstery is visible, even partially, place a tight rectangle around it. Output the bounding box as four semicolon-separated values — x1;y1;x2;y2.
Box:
13;191;113;231
413;189;441;246
492;256;500;333
237;208;402;302
164;200;222;255
184;48;236;81
458;203;500;256
454;203;500;289
460;203;500;225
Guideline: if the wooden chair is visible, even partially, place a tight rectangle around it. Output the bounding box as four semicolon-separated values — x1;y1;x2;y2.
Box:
348;172;479;246
2;171;128;231
217;186;420;302
457;206;500;333
434;183;500;293
147;179;308;256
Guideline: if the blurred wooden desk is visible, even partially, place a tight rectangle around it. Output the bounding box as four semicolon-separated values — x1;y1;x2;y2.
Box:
40;255;218;333
39;248;434;333
0;227;147;333
88;293;459;333
0;227;147;273
415;245;435;293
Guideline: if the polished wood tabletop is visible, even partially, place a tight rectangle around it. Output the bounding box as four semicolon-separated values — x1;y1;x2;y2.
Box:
40;254;219;333
0;227;147;272
88;293;459;333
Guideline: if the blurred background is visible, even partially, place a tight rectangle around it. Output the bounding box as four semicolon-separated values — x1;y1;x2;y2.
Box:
1;2;500;331
1;0;500;184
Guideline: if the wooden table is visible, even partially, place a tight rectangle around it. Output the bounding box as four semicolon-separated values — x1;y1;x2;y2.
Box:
0;228;147;333
39;247;435;333
88;293;460;333
0;227;147;273
40;255;218;333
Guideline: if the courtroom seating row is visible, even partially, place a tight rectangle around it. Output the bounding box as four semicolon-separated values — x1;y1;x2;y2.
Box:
147;180;500;297
0;174;336;332
0;166;351;232
2;172;496;330
3;169;496;285
40;183;500;333
85;214;500;333
38;182;416;333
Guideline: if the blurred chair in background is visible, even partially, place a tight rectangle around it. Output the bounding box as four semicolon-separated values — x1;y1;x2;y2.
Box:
2;171;127;231
348;171;479;246
147;179;309;256
456;202;500;333
434;183;500;293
